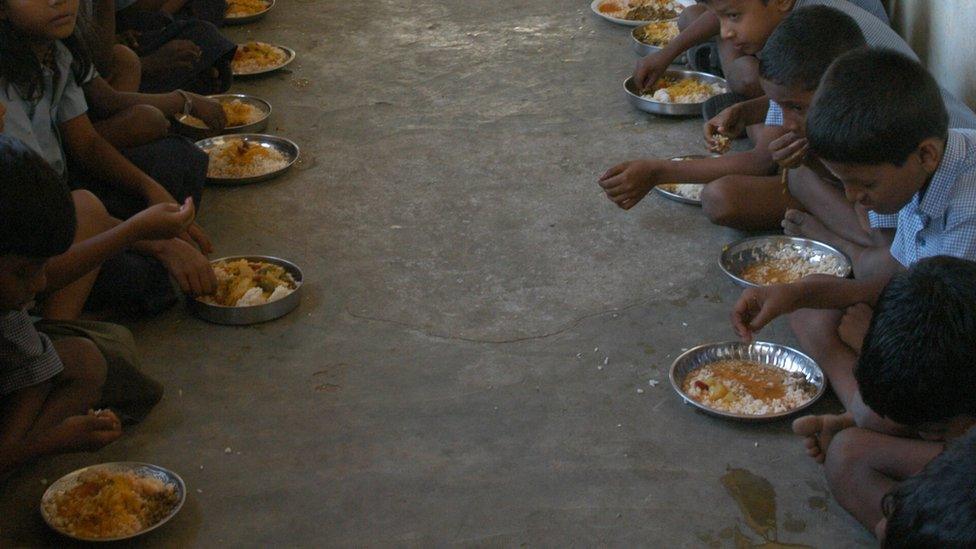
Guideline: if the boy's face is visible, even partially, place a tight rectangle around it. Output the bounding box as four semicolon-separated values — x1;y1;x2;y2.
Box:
916;415;976;443
759;77;814;136
705;0;794;56
0;0;79;41
0;255;48;311
821;138;944;215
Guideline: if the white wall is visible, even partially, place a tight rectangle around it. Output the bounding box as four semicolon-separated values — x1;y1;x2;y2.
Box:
889;0;976;109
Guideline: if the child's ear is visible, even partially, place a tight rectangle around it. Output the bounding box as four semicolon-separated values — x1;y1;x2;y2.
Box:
916;137;944;175
774;0;797;13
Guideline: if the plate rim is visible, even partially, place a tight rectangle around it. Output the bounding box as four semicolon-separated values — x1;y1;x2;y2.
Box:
668;340;828;422
652;154;716;205
231;43;296;76
40;461;186;543
174;93;272;133
718;235;854;288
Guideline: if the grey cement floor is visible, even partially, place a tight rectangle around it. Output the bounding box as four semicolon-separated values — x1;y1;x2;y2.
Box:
1;1;876;546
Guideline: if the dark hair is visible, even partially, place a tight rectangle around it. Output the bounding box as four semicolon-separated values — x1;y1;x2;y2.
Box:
0;1;94;101
882;428;976;548
856;256;976;426
758;6;866;91
807;48;948;166
0;135;76;258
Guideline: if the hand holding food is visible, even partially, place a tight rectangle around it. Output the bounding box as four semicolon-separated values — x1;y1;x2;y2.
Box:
731;284;801;342
634;50;674;93
130;198;196;241
704;104;744;152
770;131;809;169
188;93;227;131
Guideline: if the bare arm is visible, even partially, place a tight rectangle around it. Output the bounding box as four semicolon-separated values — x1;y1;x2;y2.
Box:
83;77;227;129
60;114;175;205
658;9;720;65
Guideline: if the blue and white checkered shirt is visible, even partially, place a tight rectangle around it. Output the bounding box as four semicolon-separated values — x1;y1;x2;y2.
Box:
1;310;64;396
888;129;976;266
765;101;784;127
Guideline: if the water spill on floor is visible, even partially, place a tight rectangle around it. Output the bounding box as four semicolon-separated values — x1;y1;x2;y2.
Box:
719;468;814;548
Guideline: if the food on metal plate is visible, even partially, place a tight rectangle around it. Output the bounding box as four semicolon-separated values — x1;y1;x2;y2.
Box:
644;76;726;104
226;0;270;18
739;242;848;285
634;21;679;46
599;0;681;21
682;359;817;415
204;138;289;179
43;469;179;540
199;259;297;307
232;42;288;74
180;99;263;129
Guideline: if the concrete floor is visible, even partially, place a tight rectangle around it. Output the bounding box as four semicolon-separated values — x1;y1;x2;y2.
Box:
1;1;877;546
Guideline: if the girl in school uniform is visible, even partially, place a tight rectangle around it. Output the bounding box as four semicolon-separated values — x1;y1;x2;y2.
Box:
0;0;217;314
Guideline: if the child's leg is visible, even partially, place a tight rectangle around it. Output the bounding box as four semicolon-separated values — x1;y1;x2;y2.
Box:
700;174;800;231
41;191;116;321
26;337;107;436
93;104;171;150
677;2;707;30
716;39;762;98
824;427;943;533
784;167;874;252
106;44;142;93
789;309;911;435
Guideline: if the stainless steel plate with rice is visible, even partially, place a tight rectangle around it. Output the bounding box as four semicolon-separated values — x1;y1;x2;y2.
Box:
175;94;271;139
631;21;684;58
224;0;275;25
188;255;303;325
624;70;728;116
231;44;296;76
653;155;717;206
196;134;299;186
40;462;185;542
669;341;826;421
719;235;852;288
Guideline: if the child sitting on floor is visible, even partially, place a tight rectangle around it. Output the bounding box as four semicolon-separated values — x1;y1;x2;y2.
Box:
795;256;976;538
731;49;976;435
0;135;194;474
0;0;217;314
598;5;863;230
700;0;976;152
633;0;889;118
880;427;976;547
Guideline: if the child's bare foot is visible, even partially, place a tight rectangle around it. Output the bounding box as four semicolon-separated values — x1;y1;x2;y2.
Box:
40;414;123;453
782;209;835;242
792;412;855;464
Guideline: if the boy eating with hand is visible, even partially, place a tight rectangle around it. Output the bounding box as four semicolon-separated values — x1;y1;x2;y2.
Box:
806;256;976;538
731;49;976;435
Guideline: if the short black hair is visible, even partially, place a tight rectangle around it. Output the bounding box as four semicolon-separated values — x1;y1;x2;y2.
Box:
856;256;976;426
882;428;976;548
758;6;866;91
807;48;948;166
0;135;77;258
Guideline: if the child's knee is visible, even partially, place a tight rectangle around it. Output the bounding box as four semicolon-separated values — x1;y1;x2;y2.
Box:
824;427;871;483
128;105;171;140
701;176;742;226
56;337;109;392
789;308;840;346
71;190;114;236
677;3;707;29
111;44;141;77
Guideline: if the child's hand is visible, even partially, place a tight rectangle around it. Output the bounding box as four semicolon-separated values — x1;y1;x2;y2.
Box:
731;285;801;342
634;51;673;92
190;93;227;131
42;414;122;452
117;30;141;50
155;40;202;71
598;159;659;210
151;238;218;296
704;104;745;150
130;197;196;241
770;131;808;170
